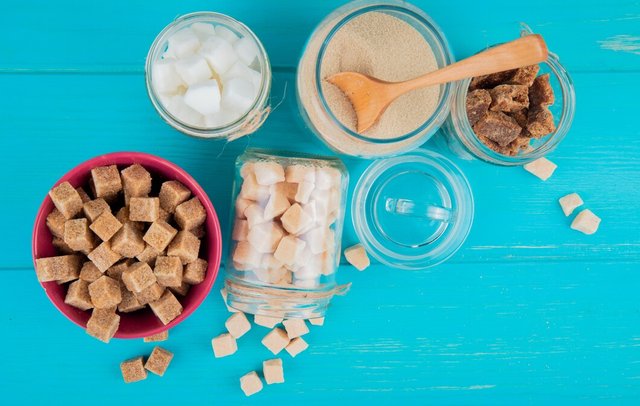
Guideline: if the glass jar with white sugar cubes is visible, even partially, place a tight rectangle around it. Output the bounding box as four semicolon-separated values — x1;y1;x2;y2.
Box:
145;12;271;139
225;150;349;319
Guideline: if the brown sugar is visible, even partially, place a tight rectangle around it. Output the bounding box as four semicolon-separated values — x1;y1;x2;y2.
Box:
159;180;191;213
469;69;516;90
135;282;165;305
465;89;491;126
86;307;120;343
91;165;122;199
529;73;555;108
167;231;200;265
144;346;174;376
508;65;540;87
111;223;145;258
46;209;66;239
473;111;521;146
149;290;183;325
49;181;84;219
82;198;110;222
121;164;152;198
154;256;183;288
35;255;82;283
129;197;160;223
122;262;157;293
90;211;123;242
527;106;556;138
88;275;122;308
88;242;122;272
64;218;95;252
489;84;529;113
143;220;178;252
174;197;207;231
64;279;94;311
79;261;103;282
120;356;147;383
183;258;207;285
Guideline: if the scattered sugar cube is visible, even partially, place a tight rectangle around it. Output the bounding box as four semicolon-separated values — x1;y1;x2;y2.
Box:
174;197;207;230
86;308;120;343
144;330;169;343
308;317;324;326
151;58;185;94
167;28;200;58
247;222;284;254
82;198;110;223
111;223;146;258
254;314;283;328
144;346;174;376
159;181;191;213
91;165;122;199
273;235;306;266
143;220;178;252
253;162;285;186
123;262;157;293
121;164;152;198
135;282;165;305
225;312;251;339
199;36;238;75
129;197;160;222
90;210;123;242
175;54;212;86
184;80;221;115
222;77;257;114
262;358;284;384
120;357;147;383
283;318;309;339
183;258;207;285
524;157;557;181
215;25;240;44
285;337;309;357
261;328;290;355
281;204;313;235
240;371;263;397
49;181;84;219
571;209;601;235
559;193;584;216
88;275;122;308
344;244;370;271
234;37;259;65
212;333;238;357
167;230;201;264
150;290;183;325
154;256;183;288
64;279;93;311
79;261;103;283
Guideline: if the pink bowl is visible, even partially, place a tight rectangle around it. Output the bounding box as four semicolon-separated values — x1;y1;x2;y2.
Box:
32;152;222;339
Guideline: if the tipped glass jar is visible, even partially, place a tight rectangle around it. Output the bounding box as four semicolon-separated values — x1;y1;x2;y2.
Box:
225;150;349;318
146;12;272;140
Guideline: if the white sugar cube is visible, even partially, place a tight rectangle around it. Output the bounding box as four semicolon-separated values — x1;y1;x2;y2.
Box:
295;181;314;204
240;371;263;397
344;244;370;271
184;80;221;115
233;241;262;269
223;60;262;90
303;199;329;225
315;167;341;190
286;165;315;184
199;36;238;75
212;333;237;358
293;278;320;289
234;36;259;65
222;77;257;114
253;162;285;186
174;55;212;86
263;358;284;385
215;25;240;44
301;226;329;255
235;198;252;219
190;22;216;41
282;319;309;339
273;235;306;266
225;312;251;339
247;222;283;254
232;219;248;241
166;95;204;127
571;209;601;235
166;28;200;58
254;314;283;328
285;337;309;357
203;112;230;128
151;59;184;94
308;317;324;326
261;328;290;355
281;204;314;235
524;157;557;181
245;203;267;228
558;193;584;216
240;173;270;203
264;190;291;220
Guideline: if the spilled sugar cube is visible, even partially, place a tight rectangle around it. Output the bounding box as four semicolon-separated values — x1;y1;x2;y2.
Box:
571;209;601;235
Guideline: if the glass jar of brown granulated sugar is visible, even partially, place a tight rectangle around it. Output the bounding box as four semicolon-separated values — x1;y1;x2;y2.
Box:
296;0;454;159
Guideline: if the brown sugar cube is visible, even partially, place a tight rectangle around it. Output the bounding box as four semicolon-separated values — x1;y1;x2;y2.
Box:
64;218;95;252
159;180;191;213
465;89;491;126
90;211;123;242
80;261;103;282
46;209;66;239
149;290;183;325
489;84;529;113
523;157;557;181
135;282;165;305
344;244;370;271
111;223;145;258
91;165;122;199
473;111;522;147
82;199;110;223
285;337;309;357
35;255;82;282
183;258;207;285
529;73;555;108
143;220;178;252
121;164;152;198
263;358;284;384
211;333;238;358
144;346;174;376
527;107;556;138
88;275;122;308
469;69;516;90
282;318;309;339
49;181;84;219
225;312;251;339
144;330;169;342
571;209;601;235
174;197;206;230
158;208;172;223
120;357;147;383
169;282;190;296
64;279;93;311
129;197;160;222
154;256;183;288
118;285;145;313
190;225;205;239
167;231;200;265
106;259;133;281
261;328;290;355
240;371;263;397
122;262;156;293
76;187;91;203
136;244;163;266
86;307;120;343
52;237;74;255
508;64;540;87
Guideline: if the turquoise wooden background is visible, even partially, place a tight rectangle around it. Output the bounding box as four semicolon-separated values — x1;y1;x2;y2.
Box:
1;0;639;403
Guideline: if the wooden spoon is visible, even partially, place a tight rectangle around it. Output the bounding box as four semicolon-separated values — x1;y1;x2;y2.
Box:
326;34;548;134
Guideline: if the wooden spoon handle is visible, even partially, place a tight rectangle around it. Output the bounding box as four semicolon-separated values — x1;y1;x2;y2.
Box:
395;34;548;94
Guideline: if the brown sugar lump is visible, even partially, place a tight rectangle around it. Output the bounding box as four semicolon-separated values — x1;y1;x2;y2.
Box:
121;164;152;198
154;256;183;288
571;209;601;235
559;193;584;216
91;165;122;199
465;89;491;126
469;69;516;90
129;197;160;222
63;218;95;252
79;261;103;283
489;84;529;113
261;328;290;355
86;307;120;343
473;111;521;147
308;317;325;326
509;108;529;129
111;223;145;258
344;244;370;271
508;65;540;87
144;330;169;343
167;231;200;265
240;371;263;397
529;73;555;108
89;210;123;242
118;286;145;313
76;187;91;203
254;314;283;328
263;358;284;384
283;319;309;339
82;198;110;223
523;157;557;181
88;275;122;308
149;290;183;325
225;312;251;339
159;180;191;213
136;244;163;267
35;255;82;283
46;209;66;239
49;181;84;219
122;262;157;293
212;333;238;358
281;203;313;235
285;337;309;358
527;107;556;138
64;279;93;311
120;357;147;383
135;282;165;305
144;346;174;376
174;197;207;230
183;258;207;285
143;220;178;253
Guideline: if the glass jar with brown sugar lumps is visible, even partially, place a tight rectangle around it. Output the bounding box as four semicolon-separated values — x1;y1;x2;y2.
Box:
296;0;454;159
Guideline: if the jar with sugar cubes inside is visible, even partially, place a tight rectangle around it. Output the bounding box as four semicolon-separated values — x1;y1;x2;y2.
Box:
146;12;272;140
225;150;349;319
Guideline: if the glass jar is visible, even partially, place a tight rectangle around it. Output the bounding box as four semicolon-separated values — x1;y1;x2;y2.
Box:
296;0;454;159
436;26;576;165
145;12;272;140
224;149;349;318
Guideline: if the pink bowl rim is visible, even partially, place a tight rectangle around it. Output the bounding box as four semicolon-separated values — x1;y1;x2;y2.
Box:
32;151;222;339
